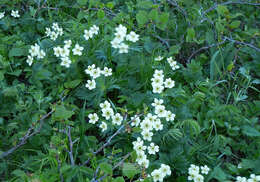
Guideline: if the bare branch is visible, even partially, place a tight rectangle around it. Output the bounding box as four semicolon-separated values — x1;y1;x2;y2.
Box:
0;109;54;159
204;1;260;15
65;126;76;166
224;36;260;52
153;35;170;50
82;113;143;166
56;154;64;182
187;38;227;63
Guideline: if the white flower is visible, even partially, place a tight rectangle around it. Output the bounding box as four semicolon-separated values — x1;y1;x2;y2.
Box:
141;130;153;141
88;113;99;124
152;84;164;94
151;169;164;182
165;111;175;121
140;158;149;168
37;50;46;59
85;79;96;90
130;116;141;127
115;24;127;35
53;46;62;57
11;10;20;18
50;31;58;41
102;67;112;77
151;98;164;107
100;100;111;110
45;27;52;36
64;40;72;48
140;120;153;131
90;67;101;79
112;113;123;125
148;143;159;155
111;38;122;49
60;57;71;68
52;23;59;31
84;29;94;40
102;108;114;120
153;119;163;131
29;44;40;57
167;57;180;70
118;43;129;53
194;174;204;182
236;176;247;182
164;78;175;88
201;165;210;175
188;164;200;175
153;70;164;79
160;164;171;176
151;77;164;86
155;105;167;118
90;25;99;35
155;56;163;61
188;170;199;181
57;27;63;36
126;31;139;42
248;174;260;182
99;122;107;132
72;44;84;56
85;64;96;75
26;55;33;66
0;12;5;19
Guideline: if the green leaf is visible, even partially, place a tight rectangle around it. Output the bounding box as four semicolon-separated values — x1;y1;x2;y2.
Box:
112;177;125;182
182;119;200;136
64;79;82;89
229;20;241;29
217;5;229;16
169;45;181;55
100;162;113;175
148;9;158;21
186;28;195;42
136;11;148;27
77;0;87;6
210;50;222;80
97;10;105;19
53;105;74;120
242;125;260;137
122;163;138;179
9;48;26;57
157;12;169;30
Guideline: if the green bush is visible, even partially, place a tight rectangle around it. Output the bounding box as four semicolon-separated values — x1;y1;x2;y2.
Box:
0;0;259;182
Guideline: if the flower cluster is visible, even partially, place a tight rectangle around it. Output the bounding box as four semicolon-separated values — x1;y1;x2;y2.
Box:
45;23;64;41
87;100;124;132
84;64;112;90
151;164;171;182
53;40;84;68
151;70;175;94
236;174;260;182
0;12;5;19
167;57;180;71
188;164;210;182
26;44;46;66
111;24;139;54
84;25;99;40
11;10;20;18
131;98;175;174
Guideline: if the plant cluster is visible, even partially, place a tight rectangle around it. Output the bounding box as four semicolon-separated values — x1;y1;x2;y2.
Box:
0;0;260;182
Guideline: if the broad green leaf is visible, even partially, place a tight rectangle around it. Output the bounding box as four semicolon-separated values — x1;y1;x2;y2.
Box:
100;162;113;175
9;48;26;57
229;20;241;29
122;163;138;179
186;28;195;42
210;50;222;80
136;11;148;26
77;0;87;6
112;177;125;182
64;79;82;89
242;125;260;137
217;5;229;16
148;9;158;21
53;105;74;120
157;12;169;30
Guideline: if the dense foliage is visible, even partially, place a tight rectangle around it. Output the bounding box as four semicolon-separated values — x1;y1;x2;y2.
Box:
0;0;260;182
